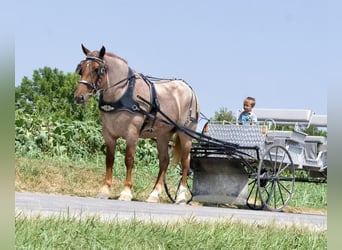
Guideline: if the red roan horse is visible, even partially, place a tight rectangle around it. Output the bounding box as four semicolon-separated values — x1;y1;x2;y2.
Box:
74;45;200;203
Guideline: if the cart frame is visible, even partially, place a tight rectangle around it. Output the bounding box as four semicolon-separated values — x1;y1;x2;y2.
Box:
163;108;327;211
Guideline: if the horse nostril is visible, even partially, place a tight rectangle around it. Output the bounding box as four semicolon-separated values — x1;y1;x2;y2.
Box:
75;95;84;104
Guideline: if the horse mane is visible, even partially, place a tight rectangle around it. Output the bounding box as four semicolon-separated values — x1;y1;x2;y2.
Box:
105;52;128;64
88;49;128;65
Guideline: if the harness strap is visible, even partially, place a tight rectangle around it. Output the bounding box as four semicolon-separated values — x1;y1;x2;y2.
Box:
98;68;161;125
138;73;160;122
79;80;97;91
98;68;141;113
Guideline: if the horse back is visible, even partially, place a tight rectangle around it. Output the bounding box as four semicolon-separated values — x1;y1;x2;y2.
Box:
152;79;200;128
101;78;199;140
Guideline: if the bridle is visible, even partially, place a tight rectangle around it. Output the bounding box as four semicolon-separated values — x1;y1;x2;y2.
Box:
76;56;137;97
76;56;106;93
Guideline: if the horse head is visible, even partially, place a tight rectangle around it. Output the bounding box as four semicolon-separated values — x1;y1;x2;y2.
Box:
74;44;107;104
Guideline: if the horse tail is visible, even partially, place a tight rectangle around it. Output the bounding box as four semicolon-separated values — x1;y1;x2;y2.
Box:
171;134;182;167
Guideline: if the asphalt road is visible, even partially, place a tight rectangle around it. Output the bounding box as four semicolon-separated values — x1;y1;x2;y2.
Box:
15;192;327;231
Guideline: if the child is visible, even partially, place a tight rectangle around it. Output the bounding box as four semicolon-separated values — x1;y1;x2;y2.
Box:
238;97;257;125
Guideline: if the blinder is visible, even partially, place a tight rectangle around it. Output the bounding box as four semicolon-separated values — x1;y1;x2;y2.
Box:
75;58;106;76
97;65;106;75
75;56;107;92
75;62;83;75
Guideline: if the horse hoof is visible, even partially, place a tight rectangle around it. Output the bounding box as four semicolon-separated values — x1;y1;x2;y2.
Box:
175;199;187;205
146;195;159;203
118;190;133;201
96;186;111;199
175;185;188;204
118;195;132;201
118;196;131;201
96;192;110;199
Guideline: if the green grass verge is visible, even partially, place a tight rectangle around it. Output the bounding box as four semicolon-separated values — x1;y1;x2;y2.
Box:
15;214;326;250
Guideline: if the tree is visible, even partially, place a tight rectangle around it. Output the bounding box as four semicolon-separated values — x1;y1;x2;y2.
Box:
212;107;234;122
15;67;100;122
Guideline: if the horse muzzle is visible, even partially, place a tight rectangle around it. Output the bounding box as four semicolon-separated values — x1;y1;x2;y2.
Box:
74;95;87;105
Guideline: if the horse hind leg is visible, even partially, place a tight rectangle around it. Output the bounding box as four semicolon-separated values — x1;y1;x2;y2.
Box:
175;135;192;205
146;137;170;203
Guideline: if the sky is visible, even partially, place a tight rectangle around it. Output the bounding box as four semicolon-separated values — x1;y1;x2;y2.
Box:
15;0;341;120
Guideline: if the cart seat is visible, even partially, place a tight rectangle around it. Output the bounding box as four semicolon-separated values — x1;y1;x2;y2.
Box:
254;108;312;126
266;130;307;144
305;136;327;144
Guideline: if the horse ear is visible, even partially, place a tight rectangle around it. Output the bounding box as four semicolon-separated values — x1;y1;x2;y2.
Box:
81;44;90;55
99;46;106;59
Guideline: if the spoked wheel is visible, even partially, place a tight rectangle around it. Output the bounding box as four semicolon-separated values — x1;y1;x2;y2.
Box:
257;144;295;211
246;172;265;210
164;165;193;204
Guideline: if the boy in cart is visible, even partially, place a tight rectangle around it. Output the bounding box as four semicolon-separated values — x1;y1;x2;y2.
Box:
238;96;257;125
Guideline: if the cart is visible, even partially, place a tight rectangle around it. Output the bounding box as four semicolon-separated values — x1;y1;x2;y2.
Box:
164;108;327;211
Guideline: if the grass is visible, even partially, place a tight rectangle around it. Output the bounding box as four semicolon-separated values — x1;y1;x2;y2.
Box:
15;156;172;203
15;156;327;212
15;156;327;249
15;213;327;250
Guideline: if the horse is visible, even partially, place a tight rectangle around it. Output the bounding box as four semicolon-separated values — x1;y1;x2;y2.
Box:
74;44;200;204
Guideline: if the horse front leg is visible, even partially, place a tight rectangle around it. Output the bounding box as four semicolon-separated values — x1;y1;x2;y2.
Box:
97;139;117;199
118;144;136;201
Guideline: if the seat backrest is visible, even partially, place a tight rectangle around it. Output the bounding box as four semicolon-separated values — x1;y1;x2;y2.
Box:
310;115;327;127
253;108;313;126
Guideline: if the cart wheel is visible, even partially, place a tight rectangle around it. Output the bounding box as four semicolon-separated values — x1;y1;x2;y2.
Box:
164;165;193;204
257;144;295;211
246;172;265;210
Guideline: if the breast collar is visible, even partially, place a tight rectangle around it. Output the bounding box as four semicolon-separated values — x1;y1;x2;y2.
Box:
98;67;159;116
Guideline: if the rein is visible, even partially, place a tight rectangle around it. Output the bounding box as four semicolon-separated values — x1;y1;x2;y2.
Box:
137;95;259;158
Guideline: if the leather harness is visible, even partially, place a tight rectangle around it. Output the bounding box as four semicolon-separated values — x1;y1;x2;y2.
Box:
77;57;197;133
98;68;161;132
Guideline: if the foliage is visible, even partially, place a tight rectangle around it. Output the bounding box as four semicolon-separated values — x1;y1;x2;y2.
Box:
15;67;104;160
268;124;327;137
15;108;104;160
15;108;160;166
211;107;234;122
15;67;100;122
135;139;159;168
15;67;161;163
